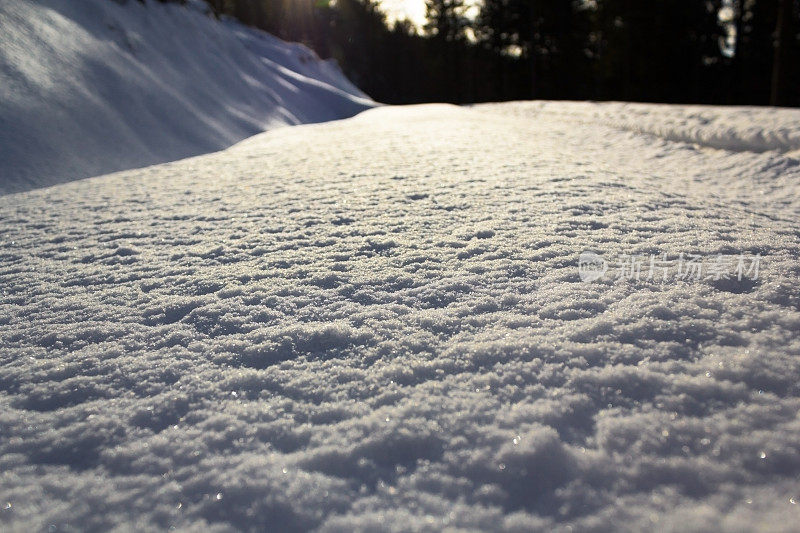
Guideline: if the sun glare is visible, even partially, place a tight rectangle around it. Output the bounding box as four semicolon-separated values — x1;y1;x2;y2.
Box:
378;0;427;28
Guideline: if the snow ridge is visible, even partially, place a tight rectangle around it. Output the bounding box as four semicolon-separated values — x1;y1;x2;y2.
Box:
477;101;800;156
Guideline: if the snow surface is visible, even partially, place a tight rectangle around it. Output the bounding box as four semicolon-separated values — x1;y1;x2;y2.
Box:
0;0;374;194
2;101;800;531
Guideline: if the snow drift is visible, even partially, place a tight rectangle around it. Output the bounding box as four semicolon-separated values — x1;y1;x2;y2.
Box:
0;0;375;193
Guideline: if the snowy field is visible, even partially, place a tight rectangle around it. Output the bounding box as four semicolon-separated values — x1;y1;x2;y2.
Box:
0;0;374;194
1;101;800;531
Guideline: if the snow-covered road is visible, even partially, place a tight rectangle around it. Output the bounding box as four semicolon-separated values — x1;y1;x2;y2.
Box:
1;103;800;531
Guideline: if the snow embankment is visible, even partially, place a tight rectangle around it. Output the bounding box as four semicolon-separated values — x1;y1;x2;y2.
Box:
2;103;800;531
0;0;374;193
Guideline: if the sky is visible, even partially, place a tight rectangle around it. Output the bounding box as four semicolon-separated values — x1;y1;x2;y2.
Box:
378;0;427;27
377;0;481;31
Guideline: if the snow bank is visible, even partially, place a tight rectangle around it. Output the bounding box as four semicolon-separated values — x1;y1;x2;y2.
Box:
0;0;374;193
2;102;800;531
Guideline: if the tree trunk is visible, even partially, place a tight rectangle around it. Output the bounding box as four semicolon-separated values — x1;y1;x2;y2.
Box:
770;0;792;106
530;4;537;99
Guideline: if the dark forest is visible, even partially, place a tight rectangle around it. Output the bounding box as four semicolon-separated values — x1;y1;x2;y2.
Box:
155;0;800;106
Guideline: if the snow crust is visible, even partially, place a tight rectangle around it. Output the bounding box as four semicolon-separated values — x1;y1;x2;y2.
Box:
0;0;374;194
2;102;800;531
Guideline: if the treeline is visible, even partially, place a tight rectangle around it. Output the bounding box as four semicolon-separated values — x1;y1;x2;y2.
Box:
178;0;799;106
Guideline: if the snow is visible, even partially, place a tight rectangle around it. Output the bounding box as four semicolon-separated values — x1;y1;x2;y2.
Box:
2;101;800;531
477;101;800;157
0;0;374;194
